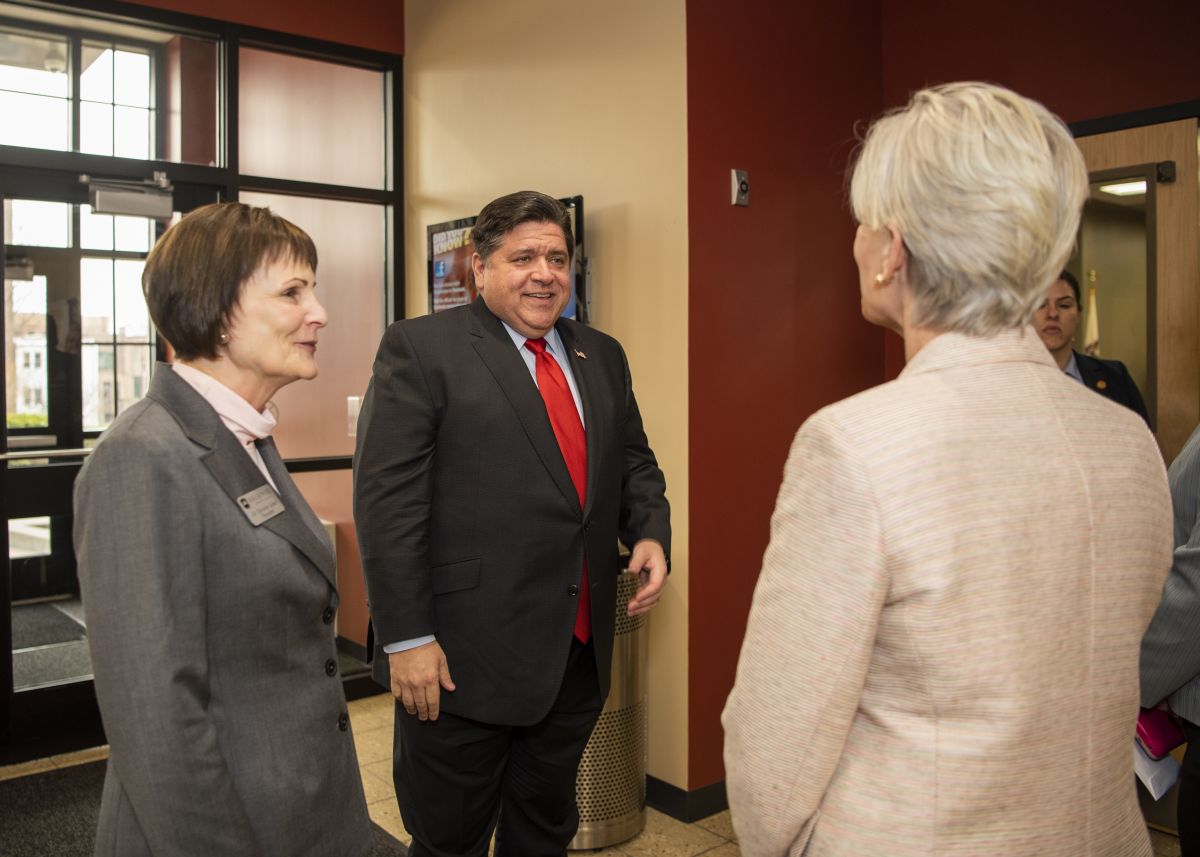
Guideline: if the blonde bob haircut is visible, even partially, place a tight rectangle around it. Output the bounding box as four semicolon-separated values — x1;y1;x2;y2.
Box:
849;82;1088;336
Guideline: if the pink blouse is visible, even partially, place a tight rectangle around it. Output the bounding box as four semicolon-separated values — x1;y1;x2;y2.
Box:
171;363;278;491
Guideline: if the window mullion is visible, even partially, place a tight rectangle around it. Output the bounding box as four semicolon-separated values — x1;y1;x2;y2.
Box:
69;34;81;153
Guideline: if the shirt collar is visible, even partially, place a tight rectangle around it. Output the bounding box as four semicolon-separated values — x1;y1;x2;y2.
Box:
1064;350;1083;383
500;320;566;358
171;362;277;441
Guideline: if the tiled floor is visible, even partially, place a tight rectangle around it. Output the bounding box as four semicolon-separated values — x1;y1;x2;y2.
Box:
349;692;743;856
349;693;1185;857
0;691;1184;857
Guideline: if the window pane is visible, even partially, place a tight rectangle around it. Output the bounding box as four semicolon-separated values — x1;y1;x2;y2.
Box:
114;259;149;340
81;258;114;341
113;105;150;159
113;49;150;108
4;200;69;248
114;214;153;252
6;275;49;429
240;192;387;457
9;516;50;559
0;90;68;151
163;36;219;166
80;204;115;251
80;101;114;156
239;48;385;189
80;45;113;102
0;31;68;97
79;44;163;162
82;344;116;431
115;344;151;415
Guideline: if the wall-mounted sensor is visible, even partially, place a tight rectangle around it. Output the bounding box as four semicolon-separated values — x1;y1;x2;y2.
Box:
731;169;749;206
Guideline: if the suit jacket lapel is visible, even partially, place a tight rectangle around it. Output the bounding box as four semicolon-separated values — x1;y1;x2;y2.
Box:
148;365;337;585
256;437;337;587
556;321;603;517
1075;351;1103;391
467;299;581;512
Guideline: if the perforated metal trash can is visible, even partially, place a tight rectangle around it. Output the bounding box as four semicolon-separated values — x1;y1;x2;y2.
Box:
569;571;649;850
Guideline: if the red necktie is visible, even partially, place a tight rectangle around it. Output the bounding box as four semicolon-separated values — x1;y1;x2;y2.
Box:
524;338;590;643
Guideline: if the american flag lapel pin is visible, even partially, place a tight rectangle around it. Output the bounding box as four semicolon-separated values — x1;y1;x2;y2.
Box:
574;348;587;360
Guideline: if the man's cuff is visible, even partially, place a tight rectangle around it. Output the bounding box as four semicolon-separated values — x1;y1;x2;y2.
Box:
383;634;436;654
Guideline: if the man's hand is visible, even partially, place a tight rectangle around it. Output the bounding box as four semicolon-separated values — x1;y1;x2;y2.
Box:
389;641;456;721
625;538;668;616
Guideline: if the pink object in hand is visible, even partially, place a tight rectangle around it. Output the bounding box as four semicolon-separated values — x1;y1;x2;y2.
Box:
1136;707;1186;761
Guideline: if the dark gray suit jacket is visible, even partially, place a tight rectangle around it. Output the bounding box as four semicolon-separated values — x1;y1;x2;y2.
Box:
74;366;371;857
354;298;670;726
1141;422;1200;724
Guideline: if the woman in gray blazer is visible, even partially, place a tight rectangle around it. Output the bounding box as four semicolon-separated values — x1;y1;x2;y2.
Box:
74;203;371;857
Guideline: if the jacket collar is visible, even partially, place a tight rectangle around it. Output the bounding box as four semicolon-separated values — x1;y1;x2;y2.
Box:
900;326;1055;378
146;365;336;586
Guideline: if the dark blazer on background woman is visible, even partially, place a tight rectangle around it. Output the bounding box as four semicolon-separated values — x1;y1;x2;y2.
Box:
1075;350;1150;424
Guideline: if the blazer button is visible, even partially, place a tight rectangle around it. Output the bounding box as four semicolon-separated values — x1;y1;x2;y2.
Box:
567;584;579;596
338;712;349;731
325;658;338;677
322;607;335;624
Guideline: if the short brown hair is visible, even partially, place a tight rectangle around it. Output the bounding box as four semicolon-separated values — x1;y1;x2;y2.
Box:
143;202;317;360
470;191;573;263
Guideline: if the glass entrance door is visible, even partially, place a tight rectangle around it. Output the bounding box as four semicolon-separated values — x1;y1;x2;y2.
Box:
5;194;158;690
1;180;218;757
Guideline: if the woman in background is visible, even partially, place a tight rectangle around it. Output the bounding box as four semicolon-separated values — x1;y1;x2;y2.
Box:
722;83;1172;856
74;202;371;857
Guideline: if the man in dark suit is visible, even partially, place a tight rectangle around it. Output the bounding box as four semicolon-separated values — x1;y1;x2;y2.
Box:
1033;269;1150;424
353;191;670;857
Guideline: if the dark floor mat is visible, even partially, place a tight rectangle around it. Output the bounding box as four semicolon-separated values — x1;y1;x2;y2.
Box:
0;760;408;857
11;603;86;650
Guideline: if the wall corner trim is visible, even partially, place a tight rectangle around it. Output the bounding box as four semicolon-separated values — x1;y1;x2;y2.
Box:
645;776;727;823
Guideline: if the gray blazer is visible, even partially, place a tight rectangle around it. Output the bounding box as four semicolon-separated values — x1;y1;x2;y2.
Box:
1141;422;1200;724
74;366;371;857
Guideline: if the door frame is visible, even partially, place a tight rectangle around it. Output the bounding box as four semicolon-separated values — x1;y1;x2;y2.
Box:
0;171;222;760
1073;118;1200;463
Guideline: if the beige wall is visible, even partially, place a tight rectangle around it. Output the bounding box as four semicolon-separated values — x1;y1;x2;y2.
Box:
404;0;691;787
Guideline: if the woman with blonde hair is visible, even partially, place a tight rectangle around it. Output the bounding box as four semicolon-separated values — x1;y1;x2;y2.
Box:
723;83;1173;856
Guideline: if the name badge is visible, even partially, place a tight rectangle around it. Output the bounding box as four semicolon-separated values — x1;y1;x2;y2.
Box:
236;484;285;526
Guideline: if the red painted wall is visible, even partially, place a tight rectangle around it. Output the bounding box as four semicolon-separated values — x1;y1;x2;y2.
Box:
686;0;885;789
690;0;1200;793
126;0;403;55
881;0;1200;125
880;0;1200;381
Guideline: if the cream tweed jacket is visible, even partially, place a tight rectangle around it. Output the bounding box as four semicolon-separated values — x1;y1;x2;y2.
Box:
723;327;1172;856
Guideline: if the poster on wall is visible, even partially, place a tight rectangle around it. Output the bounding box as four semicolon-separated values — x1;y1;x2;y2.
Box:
428;217;477;313
427;196;587;322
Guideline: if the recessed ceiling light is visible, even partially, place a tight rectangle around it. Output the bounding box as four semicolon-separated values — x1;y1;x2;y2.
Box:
1099;180;1147;197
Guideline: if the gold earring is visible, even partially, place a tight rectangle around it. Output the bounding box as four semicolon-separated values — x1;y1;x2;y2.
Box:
218;332;230;345
874;272;887;285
